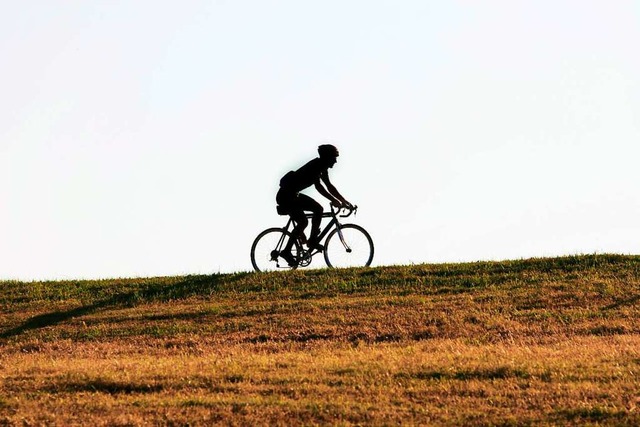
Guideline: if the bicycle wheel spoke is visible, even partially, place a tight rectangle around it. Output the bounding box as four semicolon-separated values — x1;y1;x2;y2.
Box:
251;228;301;272
324;224;374;269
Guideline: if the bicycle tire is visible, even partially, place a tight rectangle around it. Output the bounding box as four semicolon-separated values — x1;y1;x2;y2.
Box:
251;227;302;272
323;224;374;269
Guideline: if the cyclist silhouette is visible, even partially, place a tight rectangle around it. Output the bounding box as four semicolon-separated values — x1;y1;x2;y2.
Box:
276;144;353;266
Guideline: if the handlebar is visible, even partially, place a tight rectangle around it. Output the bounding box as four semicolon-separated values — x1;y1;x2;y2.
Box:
304;204;358;219
330;204;358;218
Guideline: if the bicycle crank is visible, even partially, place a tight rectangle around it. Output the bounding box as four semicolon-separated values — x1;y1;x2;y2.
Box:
296;249;312;267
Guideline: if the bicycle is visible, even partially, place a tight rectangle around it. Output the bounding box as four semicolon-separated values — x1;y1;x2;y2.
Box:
250;205;374;272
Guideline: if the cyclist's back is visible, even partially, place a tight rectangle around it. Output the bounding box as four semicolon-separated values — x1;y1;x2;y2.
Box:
279;158;326;194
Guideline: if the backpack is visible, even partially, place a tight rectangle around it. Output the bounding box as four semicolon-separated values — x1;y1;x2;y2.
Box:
279;170;296;188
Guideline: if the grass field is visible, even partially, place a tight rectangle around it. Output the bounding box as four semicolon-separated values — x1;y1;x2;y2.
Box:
1;254;639;425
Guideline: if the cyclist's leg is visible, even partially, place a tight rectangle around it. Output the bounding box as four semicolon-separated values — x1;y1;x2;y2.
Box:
277;192;308;253
275;190;304;266
286;208;307;251
297;194;323;247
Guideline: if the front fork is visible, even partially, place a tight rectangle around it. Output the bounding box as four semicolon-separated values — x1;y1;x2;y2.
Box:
335;223;353;253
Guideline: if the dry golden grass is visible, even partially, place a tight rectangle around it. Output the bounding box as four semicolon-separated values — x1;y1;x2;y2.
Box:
3;337;639;425
1;255;639;425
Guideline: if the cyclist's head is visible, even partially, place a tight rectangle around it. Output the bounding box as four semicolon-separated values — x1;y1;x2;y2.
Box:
318;144;339;160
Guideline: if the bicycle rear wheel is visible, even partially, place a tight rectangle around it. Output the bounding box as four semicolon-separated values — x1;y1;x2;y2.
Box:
251;228;302;272
323;224;374;269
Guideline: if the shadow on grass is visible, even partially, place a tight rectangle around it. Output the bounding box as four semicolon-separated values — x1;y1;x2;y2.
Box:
602;294;640;311
551;407;633;424
0;273;249;340
0;302;109;340
46;379;164;395
395;366;533;381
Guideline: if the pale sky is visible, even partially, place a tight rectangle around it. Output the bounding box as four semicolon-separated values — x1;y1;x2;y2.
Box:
2;1;639;280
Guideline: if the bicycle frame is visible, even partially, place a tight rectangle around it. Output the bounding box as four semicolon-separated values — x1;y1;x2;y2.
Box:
276;207;354;260
251;204;371;271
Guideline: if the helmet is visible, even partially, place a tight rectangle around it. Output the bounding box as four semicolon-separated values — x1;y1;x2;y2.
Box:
318;144;339;159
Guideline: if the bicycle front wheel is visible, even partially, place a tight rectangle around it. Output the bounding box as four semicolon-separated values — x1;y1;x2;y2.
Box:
324;224;374;269
251;228;302;272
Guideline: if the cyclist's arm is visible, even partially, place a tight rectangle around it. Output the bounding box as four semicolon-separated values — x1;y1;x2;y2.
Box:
318;172;351;207
314;180;341;205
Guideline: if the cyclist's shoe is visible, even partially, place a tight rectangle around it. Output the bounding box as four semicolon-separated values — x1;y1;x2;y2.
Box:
279;250;297;267
307;239;324;252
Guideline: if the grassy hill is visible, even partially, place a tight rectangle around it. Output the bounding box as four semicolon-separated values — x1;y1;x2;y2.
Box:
1;254;639;425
